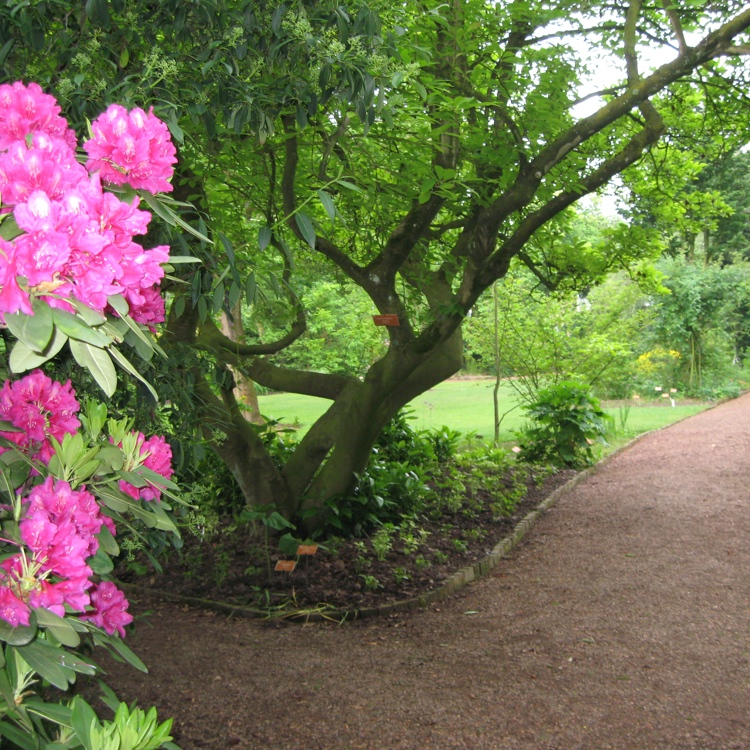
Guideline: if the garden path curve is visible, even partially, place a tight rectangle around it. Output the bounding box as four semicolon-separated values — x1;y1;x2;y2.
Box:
100;393;750;750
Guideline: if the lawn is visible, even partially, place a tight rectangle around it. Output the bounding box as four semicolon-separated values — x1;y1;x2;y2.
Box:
258;378;710;445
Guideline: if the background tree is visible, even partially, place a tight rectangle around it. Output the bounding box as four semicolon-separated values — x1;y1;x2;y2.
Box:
3;0;750;528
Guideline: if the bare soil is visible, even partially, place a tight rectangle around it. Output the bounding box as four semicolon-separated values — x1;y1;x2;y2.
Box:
90;394;750;749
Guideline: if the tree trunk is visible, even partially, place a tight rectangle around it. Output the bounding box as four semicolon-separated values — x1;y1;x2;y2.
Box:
220;304;264;425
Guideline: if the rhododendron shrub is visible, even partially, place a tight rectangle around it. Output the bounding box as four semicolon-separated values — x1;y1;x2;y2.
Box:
0;83;183;750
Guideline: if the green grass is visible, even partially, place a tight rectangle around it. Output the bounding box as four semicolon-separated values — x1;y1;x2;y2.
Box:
258;378;711;445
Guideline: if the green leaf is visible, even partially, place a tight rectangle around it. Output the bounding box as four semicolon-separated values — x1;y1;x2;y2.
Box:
167;255;202;264
8;327;68;373
0;721;38;750
68;299;107;326
107;294;129;316
0;618;36;646
317;189;336;222
295;212;316;249
69;341;118;397
97;522;120;556
15;640;72;689
71;696;99;750
258;226;272;251
140;192;212;244
25;698;73;727
88;547;114;575
97;633;148;673
35;608;80;648
5;299;54;352
52;309;110;347
218;231;235;267
107;347;158;403
334;178;363;194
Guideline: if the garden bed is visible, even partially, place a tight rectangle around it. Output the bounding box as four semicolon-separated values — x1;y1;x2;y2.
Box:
117;465;574;613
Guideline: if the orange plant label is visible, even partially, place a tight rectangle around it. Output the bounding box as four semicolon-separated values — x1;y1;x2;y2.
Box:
275;560;296;572
373;314;400;327
297;544;319;556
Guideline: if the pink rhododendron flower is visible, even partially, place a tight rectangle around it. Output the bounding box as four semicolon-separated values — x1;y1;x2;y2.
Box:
0;586;30;627
127;285;166;330
0;134;87;208
81;581;133;636
27;580;65;618
84;104;177;193
0;82;76;151
0;237;32;314
0;371;80;463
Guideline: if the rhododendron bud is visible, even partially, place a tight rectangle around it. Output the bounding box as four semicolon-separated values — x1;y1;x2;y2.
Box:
81;581;133;636
84;104;177;193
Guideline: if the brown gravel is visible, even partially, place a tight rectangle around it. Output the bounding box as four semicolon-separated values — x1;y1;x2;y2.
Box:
93;394;750;750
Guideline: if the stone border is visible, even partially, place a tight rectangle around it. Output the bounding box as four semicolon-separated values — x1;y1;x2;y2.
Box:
119;412;710;624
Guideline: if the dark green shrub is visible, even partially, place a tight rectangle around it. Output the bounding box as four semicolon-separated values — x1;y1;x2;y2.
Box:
518;381;611;468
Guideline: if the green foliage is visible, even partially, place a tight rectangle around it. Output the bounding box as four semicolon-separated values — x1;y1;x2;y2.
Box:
323;410;440;535
518;382;611;468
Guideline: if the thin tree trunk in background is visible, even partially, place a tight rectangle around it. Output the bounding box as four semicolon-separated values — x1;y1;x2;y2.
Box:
221;303;264;425
493;281;501;446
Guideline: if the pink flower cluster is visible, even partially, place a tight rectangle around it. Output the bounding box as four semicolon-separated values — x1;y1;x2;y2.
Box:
119;432;174;502
0;369;80;464
84;104;177;194
0;82;173;326
0;370;181;637
0;476;132;637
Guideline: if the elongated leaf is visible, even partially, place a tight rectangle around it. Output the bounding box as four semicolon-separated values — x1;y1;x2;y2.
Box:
295;212;316;248
15;640;71;689
24;698;73;727
5;300;53;352
0;618;36;646
52;309;110;347
71;696;98;750
68;299;107;326
0;721;38;750
317;189;336;222
140;192;212;244
107;347;158;402
97;522;120;556
99;634;148;673
8;327;68;373
258;226;272;251
334;178;363;193
107;294;129;316
69;341;117;397
218;232;235;267
168;255;202;264
34;608;80;648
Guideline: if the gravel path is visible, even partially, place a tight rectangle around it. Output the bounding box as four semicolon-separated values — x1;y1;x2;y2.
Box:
102;394;750;749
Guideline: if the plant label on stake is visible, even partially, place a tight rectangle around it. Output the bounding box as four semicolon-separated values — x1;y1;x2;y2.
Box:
297;544;318;555
275;560;296;572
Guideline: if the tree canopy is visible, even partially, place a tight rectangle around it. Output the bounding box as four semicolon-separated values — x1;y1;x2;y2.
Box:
2;0;750;527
